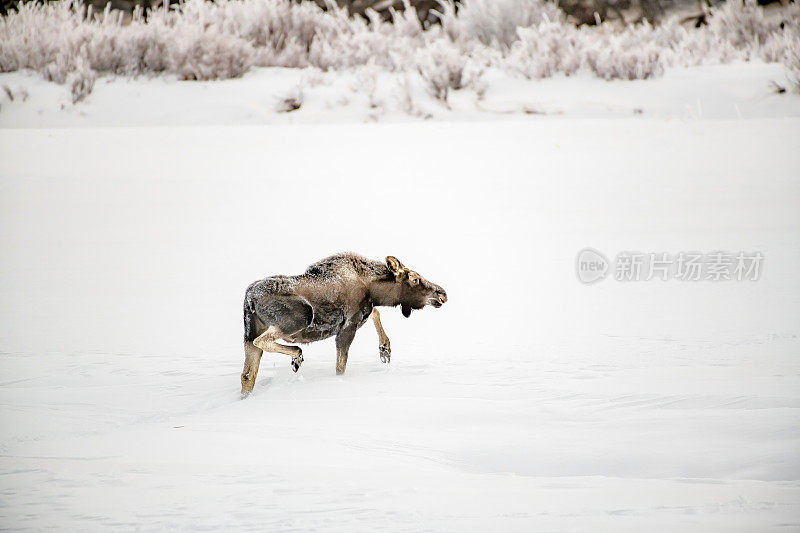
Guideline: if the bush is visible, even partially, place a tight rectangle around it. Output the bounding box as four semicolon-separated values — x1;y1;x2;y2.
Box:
416;38;469;102
69;56;95;103
508;22;582;79
785;39;800;92
586;24;665;80
708;0;779;51
586;39;664;80
441;0;564;48
167;24;252;80
0;0;799;102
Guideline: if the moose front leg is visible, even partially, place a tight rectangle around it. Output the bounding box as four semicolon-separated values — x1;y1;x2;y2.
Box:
371;308;391;363
335;324;358;375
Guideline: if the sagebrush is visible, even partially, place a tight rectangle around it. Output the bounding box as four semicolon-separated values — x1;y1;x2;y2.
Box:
0;0;798;102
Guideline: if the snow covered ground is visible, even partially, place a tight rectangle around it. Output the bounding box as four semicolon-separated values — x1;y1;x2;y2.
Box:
1;62;799;127
1;63;799;530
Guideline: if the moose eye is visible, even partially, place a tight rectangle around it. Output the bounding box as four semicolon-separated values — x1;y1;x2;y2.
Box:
409;274;420;286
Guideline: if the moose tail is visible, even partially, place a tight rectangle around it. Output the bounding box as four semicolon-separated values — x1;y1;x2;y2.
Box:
243;293;258;343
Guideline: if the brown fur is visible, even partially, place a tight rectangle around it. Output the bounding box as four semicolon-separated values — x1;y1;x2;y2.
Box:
240;253;446;395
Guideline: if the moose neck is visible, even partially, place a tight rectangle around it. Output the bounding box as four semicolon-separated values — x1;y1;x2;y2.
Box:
368;279;404;307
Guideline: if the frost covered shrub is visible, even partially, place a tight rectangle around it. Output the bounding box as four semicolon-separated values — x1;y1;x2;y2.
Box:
82;8;169;75
308;2;428;71
0;1;166;77
507;21;664;81
166;9;253;81
0;0;257;82
169;28;252;80
654;17;714;67
508;22;582;79
785;39;800;92
708;0;778;51
585;28;664;80
275;84;303;112
754;4;800;63
586;40;663;80
216;0;321;52
353;62;381;108
69;56;95;103
0;0;87;74
442;0;564;48
395;74;422;115
1;0;799;100
43;55;73;84
416;38;471;101
309;13;394;70
783;2;800;35
163;0;316;71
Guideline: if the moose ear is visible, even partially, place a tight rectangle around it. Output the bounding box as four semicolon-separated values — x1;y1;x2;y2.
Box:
386;256;405;277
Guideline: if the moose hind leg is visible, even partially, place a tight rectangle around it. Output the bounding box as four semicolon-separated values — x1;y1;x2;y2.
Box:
251;296;312;374
253;327;304;373
241;340;263;396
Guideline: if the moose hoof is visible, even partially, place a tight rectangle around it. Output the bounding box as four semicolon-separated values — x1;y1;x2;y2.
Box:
379;343;391;363
291;353;304;373
241;374;254;397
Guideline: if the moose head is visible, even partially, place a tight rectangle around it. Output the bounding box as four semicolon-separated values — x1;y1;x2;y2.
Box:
386;256;447;317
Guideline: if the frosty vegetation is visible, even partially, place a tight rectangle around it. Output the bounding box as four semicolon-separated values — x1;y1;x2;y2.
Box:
1;0;799;105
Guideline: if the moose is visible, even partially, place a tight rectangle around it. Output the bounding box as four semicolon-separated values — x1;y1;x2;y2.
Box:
240;253;447;396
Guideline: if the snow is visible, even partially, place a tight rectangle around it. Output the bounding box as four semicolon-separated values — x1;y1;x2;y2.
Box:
1;62;799;127
1;63;800;530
